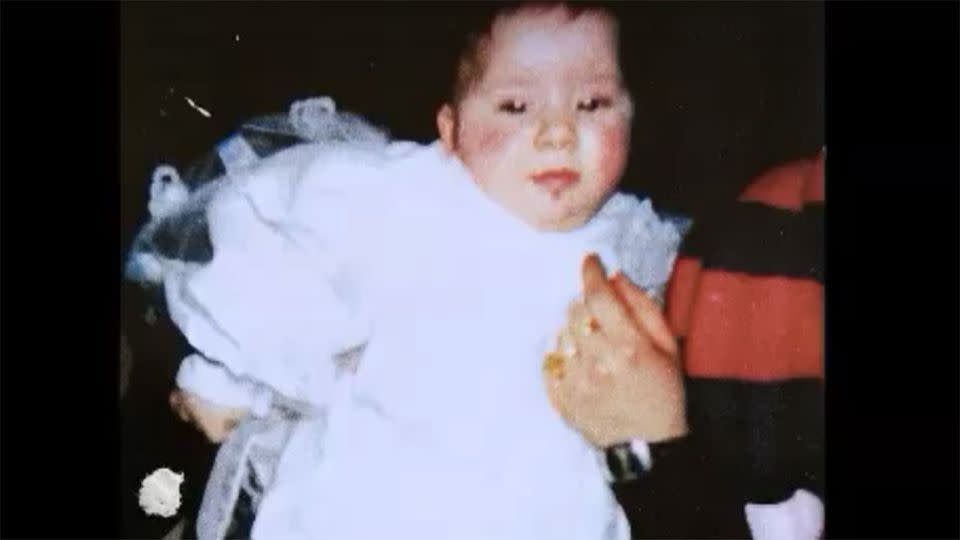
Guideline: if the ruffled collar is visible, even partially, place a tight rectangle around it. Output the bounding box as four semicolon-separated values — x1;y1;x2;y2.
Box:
423;141;682;298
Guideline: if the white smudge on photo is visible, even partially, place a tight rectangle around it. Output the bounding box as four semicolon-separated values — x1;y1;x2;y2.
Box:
184;96;212;118
138;468;185;518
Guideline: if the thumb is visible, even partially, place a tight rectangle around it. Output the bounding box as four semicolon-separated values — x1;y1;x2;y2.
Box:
611;273;678;358
580;253;609;297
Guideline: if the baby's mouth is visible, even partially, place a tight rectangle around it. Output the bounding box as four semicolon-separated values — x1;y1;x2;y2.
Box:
529;168;581;193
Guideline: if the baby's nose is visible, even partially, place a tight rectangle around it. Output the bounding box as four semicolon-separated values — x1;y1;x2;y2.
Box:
535;118;577;150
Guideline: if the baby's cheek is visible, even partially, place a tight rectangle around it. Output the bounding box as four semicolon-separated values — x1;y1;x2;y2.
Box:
461;123;511;167
596;124;629;189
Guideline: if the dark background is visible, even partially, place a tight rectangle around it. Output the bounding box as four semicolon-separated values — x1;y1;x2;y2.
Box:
119;3;823;537
7;3;959;540
121;2;824;249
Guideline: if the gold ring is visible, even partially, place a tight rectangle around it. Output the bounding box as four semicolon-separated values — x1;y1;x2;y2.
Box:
543;351;568;378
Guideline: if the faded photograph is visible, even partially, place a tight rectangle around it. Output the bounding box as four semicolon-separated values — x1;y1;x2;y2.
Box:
121;3;823;539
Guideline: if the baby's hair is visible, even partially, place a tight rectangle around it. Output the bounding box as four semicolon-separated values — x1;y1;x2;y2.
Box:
447;1;625;107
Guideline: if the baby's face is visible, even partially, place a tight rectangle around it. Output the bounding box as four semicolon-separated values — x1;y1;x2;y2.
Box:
440;8;633;232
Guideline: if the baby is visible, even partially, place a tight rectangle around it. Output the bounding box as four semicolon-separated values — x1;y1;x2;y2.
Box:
153;3;681;539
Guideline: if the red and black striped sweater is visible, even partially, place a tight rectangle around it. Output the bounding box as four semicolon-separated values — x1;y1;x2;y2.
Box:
618;151;824;538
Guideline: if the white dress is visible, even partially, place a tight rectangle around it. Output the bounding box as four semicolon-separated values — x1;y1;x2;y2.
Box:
161;138;681;540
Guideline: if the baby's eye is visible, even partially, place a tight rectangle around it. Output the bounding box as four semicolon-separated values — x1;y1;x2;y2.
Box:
498;100;527;115
577;97;613;112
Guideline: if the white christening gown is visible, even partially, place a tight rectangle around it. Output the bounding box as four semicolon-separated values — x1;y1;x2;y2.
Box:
161;139;681;540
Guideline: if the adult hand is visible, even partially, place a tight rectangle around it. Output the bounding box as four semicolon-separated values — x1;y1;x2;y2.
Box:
169;389;247;444
544;254;688;448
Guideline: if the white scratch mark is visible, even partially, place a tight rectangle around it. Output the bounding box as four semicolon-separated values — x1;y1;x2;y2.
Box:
234;34;240;42
184;96;212;118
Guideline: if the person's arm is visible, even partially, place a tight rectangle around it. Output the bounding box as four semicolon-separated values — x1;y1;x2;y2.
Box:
545;258;752;538
606;433;736;540
602;373;756;539
595;344;750;538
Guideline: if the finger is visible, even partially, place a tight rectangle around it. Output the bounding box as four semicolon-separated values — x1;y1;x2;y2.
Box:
544;361;593;426
169;390;182;409
543;366;573;417
169;391;191;422
204;417;237;444
191;403;238;443
565;300;601;340
543;331;593;408
199;422;228;444
580;255;636;342
611;273;678;357
580;253;609;296
565;301;613;373
560;335;616;406
554;298;602;365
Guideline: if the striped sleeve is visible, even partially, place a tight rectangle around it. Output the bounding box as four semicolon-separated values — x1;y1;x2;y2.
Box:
667;152;825;506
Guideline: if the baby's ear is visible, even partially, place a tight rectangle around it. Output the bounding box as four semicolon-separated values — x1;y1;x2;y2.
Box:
436;104;457;154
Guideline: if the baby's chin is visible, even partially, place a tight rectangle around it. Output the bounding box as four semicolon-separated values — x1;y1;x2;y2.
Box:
517;205;594;233
484;178;610;232
521;189;607;232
